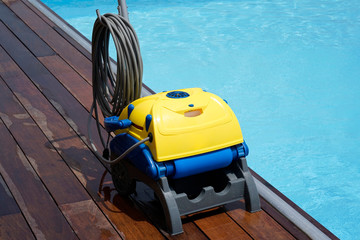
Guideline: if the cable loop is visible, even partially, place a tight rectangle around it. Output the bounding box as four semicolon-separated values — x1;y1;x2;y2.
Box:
92;11;143;118
88;9;144;165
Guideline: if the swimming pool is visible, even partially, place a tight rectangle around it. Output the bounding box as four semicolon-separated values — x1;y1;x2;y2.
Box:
43;0;360;239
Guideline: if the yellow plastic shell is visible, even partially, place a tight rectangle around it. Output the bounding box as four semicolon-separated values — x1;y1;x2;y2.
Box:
115;88;244;162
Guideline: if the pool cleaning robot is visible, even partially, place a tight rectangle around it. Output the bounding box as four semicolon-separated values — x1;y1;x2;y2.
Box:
89;1;260;235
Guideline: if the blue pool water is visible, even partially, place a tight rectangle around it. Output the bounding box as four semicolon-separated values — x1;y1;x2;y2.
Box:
43;0;360;238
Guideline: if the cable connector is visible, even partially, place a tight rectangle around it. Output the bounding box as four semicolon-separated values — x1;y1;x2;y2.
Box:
104;116;132;132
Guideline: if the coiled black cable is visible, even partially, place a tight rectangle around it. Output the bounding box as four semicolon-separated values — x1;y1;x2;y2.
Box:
92;10;142;118
88;9;144;165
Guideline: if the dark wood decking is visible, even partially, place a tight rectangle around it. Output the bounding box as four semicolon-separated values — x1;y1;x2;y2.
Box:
0;0;339;239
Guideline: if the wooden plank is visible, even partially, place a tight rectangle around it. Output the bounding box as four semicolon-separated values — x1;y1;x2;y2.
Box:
174;221;209;240
0;175;34;239
225;200;295;240
60;199;123;240
38;55;93;111
0;175;20;217
189;208;251;240
0;76;123;239
0;123;77;239
0;213;35;240
0;45;164;239
0;20;103;150
0;76;89;205
4;0;92;81
19;0;57;27
38;54;107;127
0;1;55;57
21;0;92;60
53;25;92;60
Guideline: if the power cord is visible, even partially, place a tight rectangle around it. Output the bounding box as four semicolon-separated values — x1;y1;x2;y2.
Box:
87;7;144;165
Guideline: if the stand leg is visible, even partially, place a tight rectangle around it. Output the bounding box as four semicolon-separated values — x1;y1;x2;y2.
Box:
123;161;184;235
238;157;261;212
154;177;183;235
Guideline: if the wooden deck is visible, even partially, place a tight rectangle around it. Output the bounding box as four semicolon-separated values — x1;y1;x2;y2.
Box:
0;0;339;239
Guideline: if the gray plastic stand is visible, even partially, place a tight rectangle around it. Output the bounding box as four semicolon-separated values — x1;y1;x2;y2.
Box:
116;157;261;235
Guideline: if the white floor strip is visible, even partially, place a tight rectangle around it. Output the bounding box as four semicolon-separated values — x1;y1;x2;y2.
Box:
255;178;331;240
